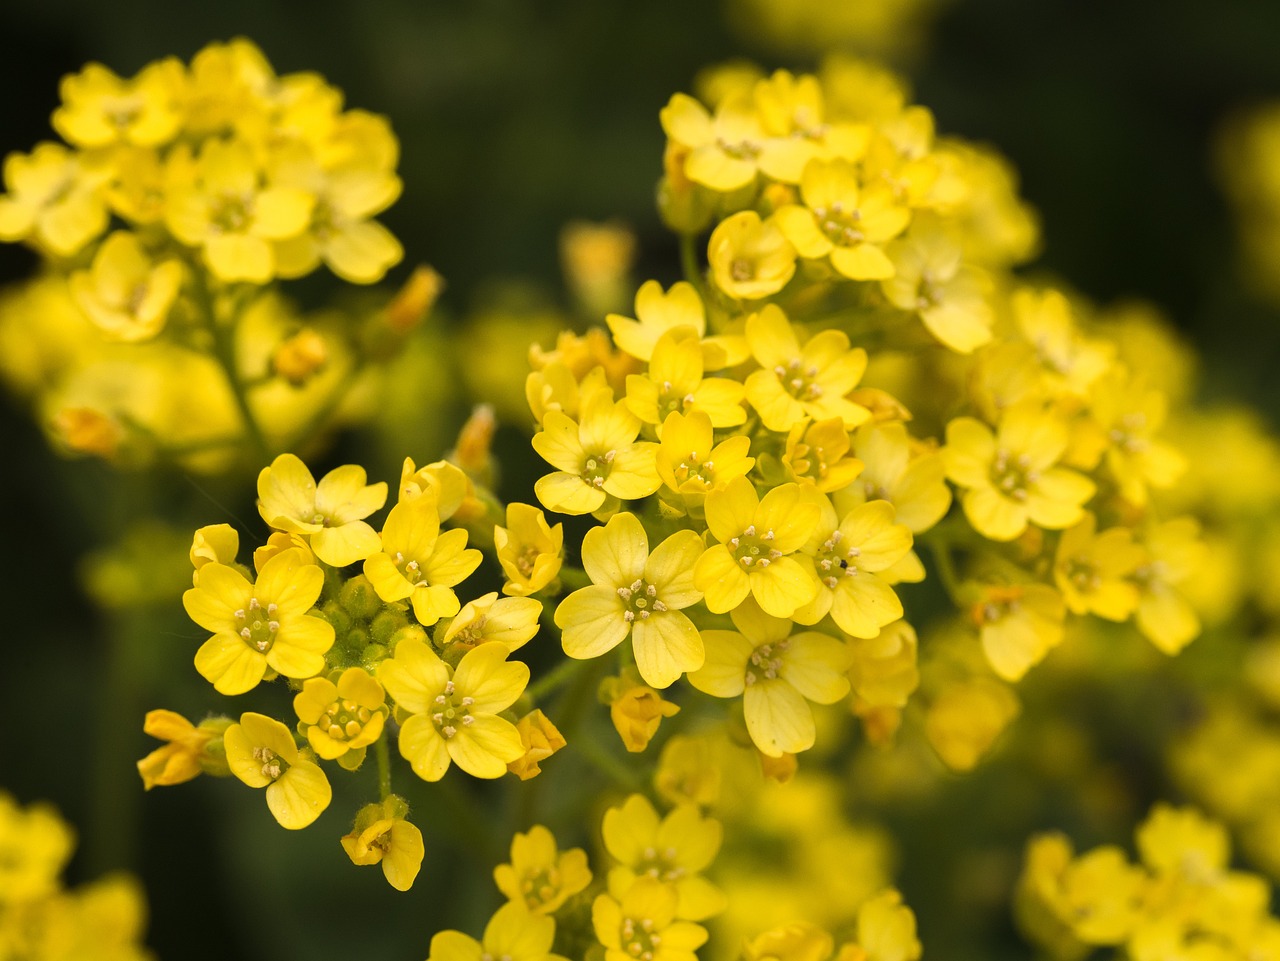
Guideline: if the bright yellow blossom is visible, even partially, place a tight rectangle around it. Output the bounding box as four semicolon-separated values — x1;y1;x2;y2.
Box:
660;93;766;192
1089;366;1185;506
655;410;755;515
439;591;543;659
183;547;333;694
606;279;747;369
340;796;424;892
694;477;820;617
495;503;564;597
532;392;660;515
136;709;229;789
189;523;239;576
743;923;832;961
848;620;920;714
494;825;593;914
600;670;682;752
882;223;993;353
363;496;482;626
1053;513;1145;621
708;211;797;300
793;497;913;638
592;878;709;961
743;305;870;432
841;421;951;534
0;793;76;903
292;667;387;768
942;403;1095;541
783;417;865;493
257;453;387;566
625;328;747;429
52;59;186;149
689;597;850;757
970;582;1066;682
0;142;108;256
399;457;471;516
428;902;566;961
69;231;184;342
925;677;1019;772
224;712;332;830
603;794;727;921
507;710;567;780
1133;517;1204;655
377;639;527;780
852;890;921;961
555;512;705;689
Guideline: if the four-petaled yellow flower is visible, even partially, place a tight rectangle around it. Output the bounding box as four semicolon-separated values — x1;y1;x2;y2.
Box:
495;502;565;597
625;328;747;429
377;639;528;781
224;712;332;830
592;877;709;961
708;211;797;301
257;453;388;566
293;667;387;769
556;512;705;689
494;824;593;914
184;547;333;695
340;796;425;892
69;231;184;342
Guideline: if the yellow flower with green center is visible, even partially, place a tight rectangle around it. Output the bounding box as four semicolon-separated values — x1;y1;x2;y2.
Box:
782;417;865;493
743;305;871;433
969;583;1065;682
184;547;333;695
257;453;388;567
1053;513;1145;621
0;142;109;256
428;902;567;961
688;598;850;757
52;58;186;149
841;421;952;535
495;503;564;597
592;877;708;961
508;710;567;780
164;138;313;283
793;496;913;638
774;158;910;281
624;327;746;429
533;392;661;516
1089;366;1186;507
606;279;747;369
708;211;797;301
224;712;332;830
602;794;726;921
440;591;543;659
655;410;755;517
292;667;387;769
882;223;993;354
1132;517;1204;655
377;639;528;781
69;231;184;342
363;496;482;626
555;512;705;689
850;890;921;961
661;93;766;193
340;796;424;892
693;477;821;618
494;825;593;914
942;403;1095;542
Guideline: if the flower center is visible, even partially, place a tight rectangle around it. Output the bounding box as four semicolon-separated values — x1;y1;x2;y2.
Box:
673;448;715;489
812;528;861;590
520;866;564;908
636;844;685;882
657;380;696;418
392;551;430;588
1064;559;1102;594
251;745;286;780
431;680;475;740
515;545;540;577
728;524;783;570
234;596;279;652
744;639;789;686
210;192;253;233
318;697;375;743
772;357;823;402
1108;412;1149;453
812;203;865;247
620;915;662;961
617;579;668;623
989;448;1037;502
581;449;617;489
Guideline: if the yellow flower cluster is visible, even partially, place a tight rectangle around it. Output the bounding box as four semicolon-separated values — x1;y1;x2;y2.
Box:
1017;803;1280;959
0;793;151;960
0;39;425;469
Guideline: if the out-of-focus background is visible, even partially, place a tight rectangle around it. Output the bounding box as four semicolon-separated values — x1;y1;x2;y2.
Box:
4;1;1280;959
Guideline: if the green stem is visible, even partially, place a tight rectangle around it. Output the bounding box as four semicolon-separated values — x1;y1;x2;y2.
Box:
527;655;590;704
574;732;641;790
679;233;703;291
924;537;966;605
375;736;392;801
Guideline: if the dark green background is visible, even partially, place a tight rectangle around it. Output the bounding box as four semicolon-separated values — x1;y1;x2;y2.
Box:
3;1;1280;958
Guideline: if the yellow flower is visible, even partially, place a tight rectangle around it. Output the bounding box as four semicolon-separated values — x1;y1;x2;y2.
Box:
1089;366;1186;506
743;305;870;432
593;877;709;961
257;453;387;566
555;512;705;689
189;523;239;576
624;328;746;429
440;591;544;660
1053;513;1144;621
183;547;333;694
783;417;865;493
272;327;328;385
852;890;921;961
507;710;567;780
848;620;920;713
494;824;593;914
1011;287;1113;400
165;138;313;283
1016;834;1145;948
694;477;821;617
377;639;527;780
400;457;471;517
0;142;109;256
794;497;913;638
293;667;387;768
1136;804;1228;882
0;793;76;903
882;223;993;353
69;231;184;342
970;583;1066;682
600;670;681;752
603;794;727;921
224;712;332;830
52;59;186;149
841;421;951;535
942;404;1095;542
606;279;747;369
744;924;832;961
341;796;425;891
1133;517;1205;655
532;392;660;516
495;503;564;597
774;159;909;280
924;677;1019;772
661;93;765;192
655;410;755;516
136;709;230;789
364;496;482;626
689;597;850;757
708;211;797;301
428;902;565;961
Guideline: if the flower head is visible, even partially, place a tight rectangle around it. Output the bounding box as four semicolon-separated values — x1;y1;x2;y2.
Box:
257;453;387;566
224;712;332;829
